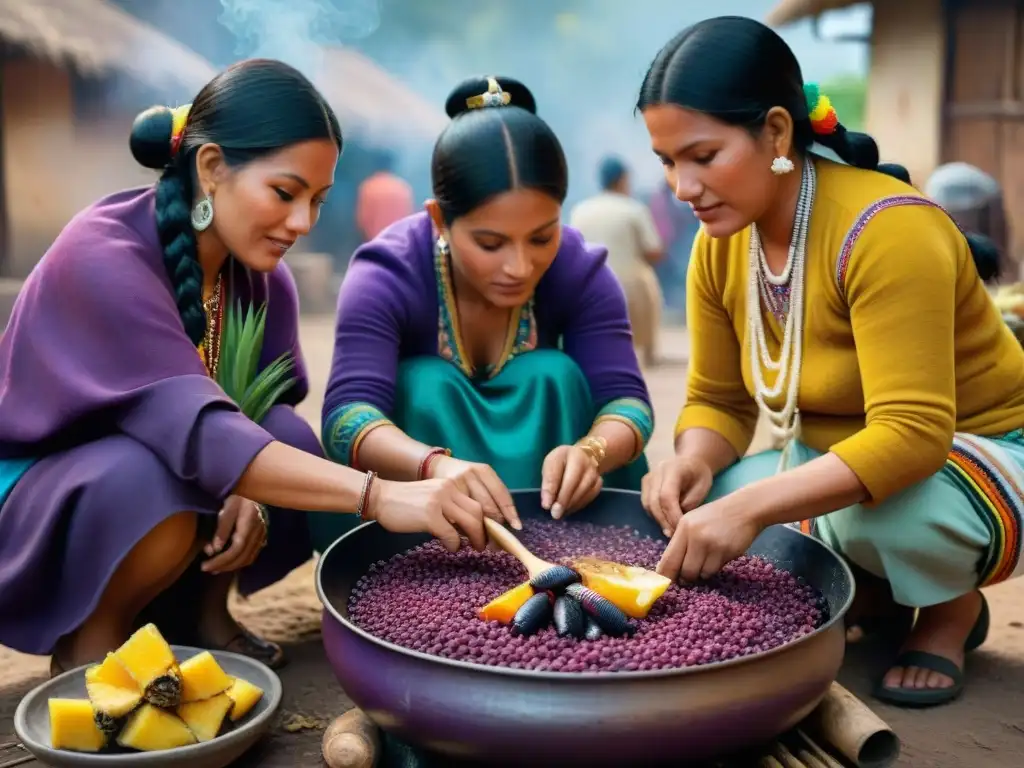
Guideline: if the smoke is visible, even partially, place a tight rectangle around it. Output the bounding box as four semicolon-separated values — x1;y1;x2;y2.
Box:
217;0;382;79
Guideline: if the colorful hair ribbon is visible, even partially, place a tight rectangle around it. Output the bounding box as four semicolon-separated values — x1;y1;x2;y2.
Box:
803;84;839;136
170;103;192;155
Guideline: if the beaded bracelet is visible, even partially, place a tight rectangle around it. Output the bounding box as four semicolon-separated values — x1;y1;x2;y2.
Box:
418;447;452;480
357;471;378;521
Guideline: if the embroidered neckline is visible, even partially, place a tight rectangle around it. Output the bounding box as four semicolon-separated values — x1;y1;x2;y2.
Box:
434;239;537;379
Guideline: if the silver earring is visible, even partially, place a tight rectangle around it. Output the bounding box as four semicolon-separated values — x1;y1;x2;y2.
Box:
436;236;450;257
191;195;214;232
771;156;795;176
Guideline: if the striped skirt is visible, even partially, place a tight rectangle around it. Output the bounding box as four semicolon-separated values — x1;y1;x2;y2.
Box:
708;430;1024;608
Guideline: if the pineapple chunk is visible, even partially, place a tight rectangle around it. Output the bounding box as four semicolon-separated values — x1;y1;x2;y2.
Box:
225;677;264;721
178;651;232;702
177;693;233;742
86;652;138;690
114;624;182;708
117;704;197;751
85;653;142;734
48;698;107;752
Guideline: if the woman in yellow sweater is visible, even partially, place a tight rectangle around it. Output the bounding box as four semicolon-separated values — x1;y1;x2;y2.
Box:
636;16;1024;708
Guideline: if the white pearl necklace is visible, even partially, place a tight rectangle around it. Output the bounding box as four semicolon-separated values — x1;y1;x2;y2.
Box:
747;157;816;464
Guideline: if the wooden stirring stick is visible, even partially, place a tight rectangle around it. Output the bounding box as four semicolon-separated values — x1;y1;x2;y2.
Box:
483;517;559;579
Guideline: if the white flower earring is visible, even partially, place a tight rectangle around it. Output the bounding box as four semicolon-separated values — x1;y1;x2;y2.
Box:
771;156;795;176
191;194;214;232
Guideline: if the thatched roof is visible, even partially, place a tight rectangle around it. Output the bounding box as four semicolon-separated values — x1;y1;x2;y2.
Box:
766;0;866;27
0;0;217;94
316;47;449;146
0;1;447;145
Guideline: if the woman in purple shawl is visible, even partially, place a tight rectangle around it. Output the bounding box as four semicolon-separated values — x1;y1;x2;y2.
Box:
0;60;488;675
312;77;655;551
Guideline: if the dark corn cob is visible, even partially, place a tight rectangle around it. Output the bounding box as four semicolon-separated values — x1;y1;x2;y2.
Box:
529;565;580;592
565;583;636;637
511;591;554;637
552;595;586;639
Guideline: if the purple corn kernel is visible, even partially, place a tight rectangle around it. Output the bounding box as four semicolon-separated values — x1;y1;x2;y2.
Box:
348;520;825;673
530;565;581;592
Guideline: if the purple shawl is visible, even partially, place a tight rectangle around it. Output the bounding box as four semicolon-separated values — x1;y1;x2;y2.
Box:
0;186;309;500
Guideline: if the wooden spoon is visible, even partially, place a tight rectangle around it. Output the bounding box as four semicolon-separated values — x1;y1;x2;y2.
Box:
482;518;672;618
483;517;557;580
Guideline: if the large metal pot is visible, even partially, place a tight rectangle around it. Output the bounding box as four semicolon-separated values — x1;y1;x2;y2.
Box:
317;489;855;766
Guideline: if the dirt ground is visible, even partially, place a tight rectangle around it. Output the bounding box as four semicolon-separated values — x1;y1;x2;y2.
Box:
2;320;1023;767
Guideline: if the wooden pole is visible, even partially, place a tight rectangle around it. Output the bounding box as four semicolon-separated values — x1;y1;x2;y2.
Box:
807;683;901;768
321;708;381;768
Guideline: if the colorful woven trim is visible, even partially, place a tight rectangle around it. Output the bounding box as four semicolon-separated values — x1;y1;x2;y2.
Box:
798;430;1024;586
834;195;959;294
943;431;1024;587
434;240;537;379
594;397;655;462
324;402;393;467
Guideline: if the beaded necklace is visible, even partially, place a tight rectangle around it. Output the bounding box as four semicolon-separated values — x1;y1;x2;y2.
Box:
746;157;816;464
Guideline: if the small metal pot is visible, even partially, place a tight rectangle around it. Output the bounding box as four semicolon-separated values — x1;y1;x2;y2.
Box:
317;489;854;766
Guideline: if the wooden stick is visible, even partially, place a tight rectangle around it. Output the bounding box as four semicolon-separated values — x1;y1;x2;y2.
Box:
807;683;901;768
321;708;381;768
796;728;845;768
797;748;829;768
773;742;808;768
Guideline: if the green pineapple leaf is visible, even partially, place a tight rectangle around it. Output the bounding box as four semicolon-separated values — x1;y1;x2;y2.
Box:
215;299;297;422
239;353;297;424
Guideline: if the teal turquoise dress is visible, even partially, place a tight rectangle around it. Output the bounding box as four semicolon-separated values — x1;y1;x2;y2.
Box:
311;213;655;552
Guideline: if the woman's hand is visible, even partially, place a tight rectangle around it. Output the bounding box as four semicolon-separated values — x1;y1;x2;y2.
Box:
641;455;714;537
655;492;764;583
427;456;521;530
370;478;488;553
541;445;603;520
202;495;268;575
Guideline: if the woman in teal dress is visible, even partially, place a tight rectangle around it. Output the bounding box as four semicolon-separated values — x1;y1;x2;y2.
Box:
311;76;654;549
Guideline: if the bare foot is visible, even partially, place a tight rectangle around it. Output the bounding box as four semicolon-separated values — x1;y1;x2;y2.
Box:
881;591;982;691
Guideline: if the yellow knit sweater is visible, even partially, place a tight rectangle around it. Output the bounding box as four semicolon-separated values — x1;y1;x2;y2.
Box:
677;158;1024;503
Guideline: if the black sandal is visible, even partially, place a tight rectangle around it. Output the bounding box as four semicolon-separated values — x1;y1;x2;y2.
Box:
213;627;287;670
873;593;989;708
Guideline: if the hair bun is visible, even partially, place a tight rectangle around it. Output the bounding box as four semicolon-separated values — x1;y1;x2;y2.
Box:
130;106;175;170
444;75;537;119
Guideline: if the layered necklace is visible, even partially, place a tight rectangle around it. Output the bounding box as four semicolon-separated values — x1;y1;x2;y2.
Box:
201;273;224;379
746;157;816;466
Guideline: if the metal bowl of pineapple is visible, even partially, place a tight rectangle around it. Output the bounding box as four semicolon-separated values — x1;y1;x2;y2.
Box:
14;638;282;768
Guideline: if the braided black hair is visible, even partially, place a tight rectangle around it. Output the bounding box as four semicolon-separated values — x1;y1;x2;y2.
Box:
129;59;342;345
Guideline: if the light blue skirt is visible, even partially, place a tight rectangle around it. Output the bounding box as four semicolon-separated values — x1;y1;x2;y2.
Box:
710;432;1024;608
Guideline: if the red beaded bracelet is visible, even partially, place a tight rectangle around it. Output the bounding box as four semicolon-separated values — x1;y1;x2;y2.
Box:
418;447;452;480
